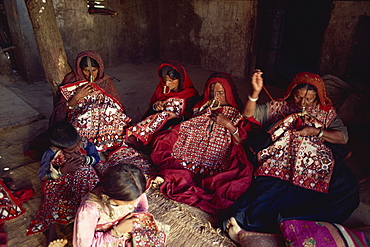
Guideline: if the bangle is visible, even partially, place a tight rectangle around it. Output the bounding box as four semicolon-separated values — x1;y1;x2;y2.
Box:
248;95;259;101
66;101;74;110
317;128;324;138
231;127;239;135
152;103;157;111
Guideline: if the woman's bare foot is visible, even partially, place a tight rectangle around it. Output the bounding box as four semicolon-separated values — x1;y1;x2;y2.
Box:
151;176;164;189
226;217;241;243
48;239;68;247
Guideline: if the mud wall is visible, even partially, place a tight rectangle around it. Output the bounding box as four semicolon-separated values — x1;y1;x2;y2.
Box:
53;0;159;68
158;0;258;79
319;1;370;78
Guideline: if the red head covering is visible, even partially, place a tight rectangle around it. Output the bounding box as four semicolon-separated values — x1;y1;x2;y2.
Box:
69;50;110;84
281;72;332;111
195;72;243;111
149;60;198;105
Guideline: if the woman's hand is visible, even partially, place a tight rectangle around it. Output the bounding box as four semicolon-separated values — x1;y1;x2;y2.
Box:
154;101;165;111
210;111;230;127
251;69;263;94
243;69;263;118
294;126;319;137
294;126;346;144
116;214;136;233
164;111;180;120
68;83;95;108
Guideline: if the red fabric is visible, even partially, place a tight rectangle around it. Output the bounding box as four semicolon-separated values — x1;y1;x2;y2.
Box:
50;50;123;125
149;60;198;105
194;72;243;111
12;188;34;204
151;73;259;215
143;60;199;120
280;72;332;112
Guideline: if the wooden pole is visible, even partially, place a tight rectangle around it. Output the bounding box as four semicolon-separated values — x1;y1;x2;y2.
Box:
24;0;71;96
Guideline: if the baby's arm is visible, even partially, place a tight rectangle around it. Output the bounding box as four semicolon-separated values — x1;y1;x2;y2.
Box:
38;149;56;181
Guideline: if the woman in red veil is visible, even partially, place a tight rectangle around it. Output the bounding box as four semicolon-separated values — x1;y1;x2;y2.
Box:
150;72;259;215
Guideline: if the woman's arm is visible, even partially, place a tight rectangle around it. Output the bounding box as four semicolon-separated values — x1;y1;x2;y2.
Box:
295;115;348;144
242;69;263;118
210;112;245;144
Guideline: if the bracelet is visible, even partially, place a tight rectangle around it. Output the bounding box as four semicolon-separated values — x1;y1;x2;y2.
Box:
248;95;259;101
152;103;157;111
50;171;60;180
66;101;74;110
317;128;324;138
231;127;239;135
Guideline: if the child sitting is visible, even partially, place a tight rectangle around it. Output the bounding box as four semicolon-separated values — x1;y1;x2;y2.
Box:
27;121;100;244
73;163;166;247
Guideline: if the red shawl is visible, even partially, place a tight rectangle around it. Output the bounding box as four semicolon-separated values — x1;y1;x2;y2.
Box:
194;72;244;111
151;72;258;215
50;50;123;125
148;60;198;106
281;72;332;112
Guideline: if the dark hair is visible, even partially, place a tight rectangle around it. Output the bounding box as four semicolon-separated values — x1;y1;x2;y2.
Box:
101;163;146;201
80;56;99;69
294;83;317;93
49;121;79;149
161;65;181;81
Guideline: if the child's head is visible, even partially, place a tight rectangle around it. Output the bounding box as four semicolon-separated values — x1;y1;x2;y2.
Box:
101;163;146;202
49;121;80;149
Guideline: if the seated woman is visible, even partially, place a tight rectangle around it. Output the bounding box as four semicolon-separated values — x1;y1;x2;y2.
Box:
150;72;258;215
220;71;359;234
126;60;199;147
50;50;131;153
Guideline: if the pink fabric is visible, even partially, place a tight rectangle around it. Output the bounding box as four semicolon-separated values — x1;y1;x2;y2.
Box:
73;193;158;247
280;219;367;247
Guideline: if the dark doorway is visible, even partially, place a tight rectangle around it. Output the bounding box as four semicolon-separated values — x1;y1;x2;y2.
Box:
256;0;333;89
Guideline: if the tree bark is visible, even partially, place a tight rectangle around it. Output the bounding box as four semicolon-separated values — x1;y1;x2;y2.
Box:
25;0;71;96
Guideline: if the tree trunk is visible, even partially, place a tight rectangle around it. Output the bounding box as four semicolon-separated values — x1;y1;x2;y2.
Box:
24;0;71;96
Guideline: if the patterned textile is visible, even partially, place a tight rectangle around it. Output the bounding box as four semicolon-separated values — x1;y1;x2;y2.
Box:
238;231;285;247
280;219;367;247
0;179;25;222
27;146;99;235
147;60;198;109
267;100;337;128
173;105;244;176
95;146;155;180
60;80;131;152
255;110;335;193
50;50;124;126
130;213;166;247
74;193;165;247
128;98;185;144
